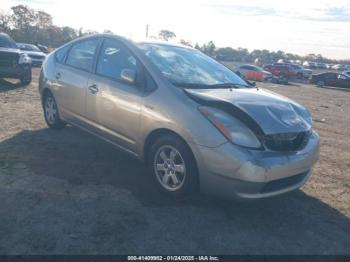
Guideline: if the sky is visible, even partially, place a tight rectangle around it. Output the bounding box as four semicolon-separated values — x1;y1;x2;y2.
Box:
1;0;350;59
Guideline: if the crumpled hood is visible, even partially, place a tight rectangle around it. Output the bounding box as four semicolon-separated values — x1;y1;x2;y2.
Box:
185;87;312;135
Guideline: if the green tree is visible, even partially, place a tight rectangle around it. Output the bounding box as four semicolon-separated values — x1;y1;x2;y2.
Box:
179;39;192;47
0;12;11;33
200;41;216;57
158;30;176;41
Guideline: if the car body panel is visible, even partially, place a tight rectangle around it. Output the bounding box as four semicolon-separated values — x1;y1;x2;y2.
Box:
0;34;31;80
53;63;90;122
311;72;350;88
236;65;265;81
86;74;143;152
196;131;319;199
184;88;311;135
39;34;320;199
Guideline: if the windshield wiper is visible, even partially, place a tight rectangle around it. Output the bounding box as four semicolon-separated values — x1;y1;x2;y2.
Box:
172;82;249;89
208;83;249;89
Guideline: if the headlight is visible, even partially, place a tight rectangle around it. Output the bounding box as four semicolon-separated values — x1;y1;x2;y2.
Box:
198;106;261;149
292;105;312;128
19;54;32;64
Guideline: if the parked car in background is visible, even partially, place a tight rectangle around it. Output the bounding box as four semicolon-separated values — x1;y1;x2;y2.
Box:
291;64;312;79
17;43;46;66
310;72;350;88
0;33;32;85
264;63;296;79
236;65;272;81
39;34;320;199
303;61;317;69
36;43;49;54
316;63;327;69
277;59;291;64
332;64;346;71
343;70;350;78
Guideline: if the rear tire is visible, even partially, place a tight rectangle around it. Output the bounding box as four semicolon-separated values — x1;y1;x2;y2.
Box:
317;81;325;87
43;91;66;129
148;134;198;198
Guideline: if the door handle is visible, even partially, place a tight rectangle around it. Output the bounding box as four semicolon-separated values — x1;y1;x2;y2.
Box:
55;72;61;79
88;84;99;94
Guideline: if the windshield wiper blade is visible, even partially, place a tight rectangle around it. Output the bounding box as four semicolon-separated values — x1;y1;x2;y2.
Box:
172;82;213;88
208;83;248;89
172;82;249;89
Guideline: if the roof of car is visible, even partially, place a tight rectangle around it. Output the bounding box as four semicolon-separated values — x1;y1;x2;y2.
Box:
72;33;193;49
136;39;194;49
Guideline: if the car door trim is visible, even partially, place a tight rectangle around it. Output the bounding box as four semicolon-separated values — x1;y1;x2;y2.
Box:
65;118;139;158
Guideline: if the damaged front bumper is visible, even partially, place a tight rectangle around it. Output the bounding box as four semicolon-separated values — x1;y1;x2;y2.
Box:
192;131;320;199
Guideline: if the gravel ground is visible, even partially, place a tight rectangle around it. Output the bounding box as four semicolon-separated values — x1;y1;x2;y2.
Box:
0;68;349;254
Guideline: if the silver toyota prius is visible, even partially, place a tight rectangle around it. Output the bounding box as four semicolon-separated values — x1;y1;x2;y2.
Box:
39;34;320;199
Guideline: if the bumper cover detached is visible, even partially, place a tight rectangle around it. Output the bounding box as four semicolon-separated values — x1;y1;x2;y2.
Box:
193;131;320;199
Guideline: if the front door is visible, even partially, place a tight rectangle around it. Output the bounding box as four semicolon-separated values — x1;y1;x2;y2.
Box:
86;38;143;153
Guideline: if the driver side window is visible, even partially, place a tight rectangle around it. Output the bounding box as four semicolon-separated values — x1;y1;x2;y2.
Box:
96;38;138;82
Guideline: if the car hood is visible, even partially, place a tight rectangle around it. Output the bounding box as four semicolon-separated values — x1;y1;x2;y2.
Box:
22;50;46;57
0;47;21;54
184;87;312;135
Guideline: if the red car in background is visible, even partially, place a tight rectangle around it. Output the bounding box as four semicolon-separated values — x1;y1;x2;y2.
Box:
264;64;297;78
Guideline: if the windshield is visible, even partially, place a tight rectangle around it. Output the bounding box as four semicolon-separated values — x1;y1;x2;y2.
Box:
18;44;41;52
0;35;18;49
137;43;248;88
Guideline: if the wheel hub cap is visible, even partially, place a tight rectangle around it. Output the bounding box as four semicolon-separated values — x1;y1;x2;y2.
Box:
45;97;57;125
154;145;186;191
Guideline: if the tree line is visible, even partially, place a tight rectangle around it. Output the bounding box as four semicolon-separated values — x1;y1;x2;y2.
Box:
1;5;349;64
194;41;350;65
0;5;98;47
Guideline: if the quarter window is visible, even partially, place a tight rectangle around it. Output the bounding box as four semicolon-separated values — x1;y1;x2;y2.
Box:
66;38;100;71
55;45;70;64
96;38;138;81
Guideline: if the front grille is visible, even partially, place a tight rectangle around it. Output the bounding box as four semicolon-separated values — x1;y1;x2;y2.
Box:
0;52;18;67
262;131;310;152
260;171;309;193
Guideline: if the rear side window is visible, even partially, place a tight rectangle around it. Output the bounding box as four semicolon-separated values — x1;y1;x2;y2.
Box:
96;38;138;81
55;45;70;64
66;38;100;71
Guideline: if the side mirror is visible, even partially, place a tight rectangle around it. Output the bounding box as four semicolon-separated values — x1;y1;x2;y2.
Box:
120;68;136;84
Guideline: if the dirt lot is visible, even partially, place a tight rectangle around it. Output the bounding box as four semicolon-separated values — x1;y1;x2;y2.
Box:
0;68;350;254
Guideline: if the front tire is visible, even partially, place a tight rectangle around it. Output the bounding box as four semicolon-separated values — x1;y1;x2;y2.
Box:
148;134;198;198
20;66;32;85
43;92;66;129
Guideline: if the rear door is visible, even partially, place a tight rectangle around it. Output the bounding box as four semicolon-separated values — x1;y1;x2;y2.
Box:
54;38;101;123
85;38;144;153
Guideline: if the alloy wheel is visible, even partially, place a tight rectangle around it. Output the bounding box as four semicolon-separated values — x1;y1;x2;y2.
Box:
154;145;186;191
45;96;57;125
